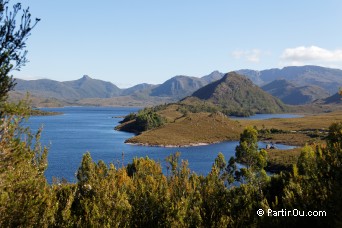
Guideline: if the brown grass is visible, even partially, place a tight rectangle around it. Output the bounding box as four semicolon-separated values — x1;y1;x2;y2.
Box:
157;104;184;122
266;147;302;173
126;112;243;146
239;110;342;131
124;108;342;147
261;133;317;146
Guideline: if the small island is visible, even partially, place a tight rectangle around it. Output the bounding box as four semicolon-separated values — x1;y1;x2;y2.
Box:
30;109;62;116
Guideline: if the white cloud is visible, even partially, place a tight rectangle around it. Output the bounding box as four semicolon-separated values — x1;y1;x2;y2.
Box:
280;46;342;67
232;49;262;63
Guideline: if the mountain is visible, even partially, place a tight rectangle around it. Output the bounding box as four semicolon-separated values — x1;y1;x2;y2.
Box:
14;78;80;100
14;75;122;100
261;79;330;105
150;75;207;98
150;71;224;98
15;71;224;103
237;65;342;94
234;69;263;85
201;71;224;83
63;75;122;98
321;93;342;104
121;83;156;96
189;72;287;115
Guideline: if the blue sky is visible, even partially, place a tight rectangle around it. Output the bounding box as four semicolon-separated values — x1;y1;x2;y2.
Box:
13;1;342;87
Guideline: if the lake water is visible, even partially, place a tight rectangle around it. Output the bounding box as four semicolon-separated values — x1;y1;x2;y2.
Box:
26;107;298;183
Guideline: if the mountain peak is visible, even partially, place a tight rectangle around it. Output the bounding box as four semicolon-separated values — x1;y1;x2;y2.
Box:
81;75;92;80
201;70;224;83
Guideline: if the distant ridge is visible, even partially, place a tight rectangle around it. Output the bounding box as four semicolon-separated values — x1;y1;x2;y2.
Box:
14;71;225;102
12;65;342;107
201;70;224;83
321;93;342;104
150;75;207;98
237;65;342;94
261;79;329;105
150;71;224;98
14;75;121;100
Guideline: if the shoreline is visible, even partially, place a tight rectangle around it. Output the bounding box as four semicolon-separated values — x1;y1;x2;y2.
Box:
125;139;300;148
125;141;220;148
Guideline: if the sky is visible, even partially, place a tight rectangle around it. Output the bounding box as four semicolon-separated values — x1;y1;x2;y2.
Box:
12;0;342;88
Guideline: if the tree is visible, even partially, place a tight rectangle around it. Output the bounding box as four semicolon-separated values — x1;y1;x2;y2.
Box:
0;0;39;103
235;126;268;176
0;100;53;227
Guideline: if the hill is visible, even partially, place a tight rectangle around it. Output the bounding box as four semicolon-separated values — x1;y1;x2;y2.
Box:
237;65;342;94
125;112;243;146
150;71;224;99
121;83;156;96
14;78;80;100
201;70;224;83
150;76;207;98
320;93;342;104
261;79;329;105
189;72;288;116
63;75;122;98
14;75;122;100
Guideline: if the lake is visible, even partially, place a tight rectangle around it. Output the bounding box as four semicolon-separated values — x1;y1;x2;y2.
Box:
26;107;299;183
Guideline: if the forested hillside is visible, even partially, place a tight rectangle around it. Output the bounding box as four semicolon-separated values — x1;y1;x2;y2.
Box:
190;72;288;116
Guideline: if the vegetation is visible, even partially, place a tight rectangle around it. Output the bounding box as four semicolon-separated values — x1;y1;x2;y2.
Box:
115;107;167;133
1;102;342;226
0;0;39;103
135;108;166;131
190;72;288;116
117;97;342;147
125;112;243;146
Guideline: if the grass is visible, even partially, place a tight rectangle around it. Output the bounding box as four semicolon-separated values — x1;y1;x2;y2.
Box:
123;105;342;147
125;112;243;146
239;110;342;131
120;106;342;172
157;104;184;122
266;147;302;173
261;133;315;146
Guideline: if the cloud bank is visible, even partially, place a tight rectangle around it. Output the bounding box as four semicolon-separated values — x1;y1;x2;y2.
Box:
280;46;342;67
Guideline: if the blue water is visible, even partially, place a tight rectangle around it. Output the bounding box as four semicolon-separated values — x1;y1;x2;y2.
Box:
26;107;297;183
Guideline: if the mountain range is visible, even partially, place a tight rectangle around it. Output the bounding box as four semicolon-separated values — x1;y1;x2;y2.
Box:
261;79;330;105
237;65;342;94
11;65;342;107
